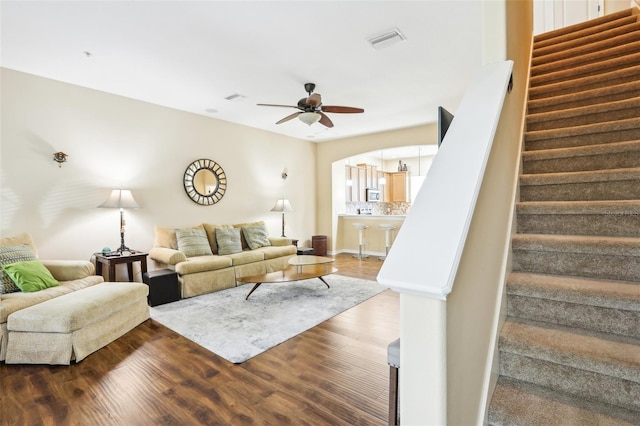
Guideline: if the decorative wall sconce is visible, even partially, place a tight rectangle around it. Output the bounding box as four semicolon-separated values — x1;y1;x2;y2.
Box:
281;168;288;180
53;152;68;167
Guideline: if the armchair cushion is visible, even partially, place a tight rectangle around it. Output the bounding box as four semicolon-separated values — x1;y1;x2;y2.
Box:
0;245;37;294
41;260;95;281
2;260;59;292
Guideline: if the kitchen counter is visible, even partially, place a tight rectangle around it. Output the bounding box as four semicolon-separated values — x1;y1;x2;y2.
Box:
337;215;405;256
338;214;406;218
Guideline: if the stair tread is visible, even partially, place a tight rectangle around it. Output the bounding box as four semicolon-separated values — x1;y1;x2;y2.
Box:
534;9;634;45
525;117;640;142
532;39;640;76
530;51;640;87
530;64;640;99
490;376;640;426
516;199;640;215
529;79;640;110
500;319;640;382
522;139;640;161
508;272;640;311
511;233;640;256
520;167;640;185
527;97;640;124
533;20;640;61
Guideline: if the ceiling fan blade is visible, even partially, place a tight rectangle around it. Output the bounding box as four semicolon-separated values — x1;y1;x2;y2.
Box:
306;93;321;107
318;112;334;128
257;103;299;109
321;105;364;113
276;112;301;125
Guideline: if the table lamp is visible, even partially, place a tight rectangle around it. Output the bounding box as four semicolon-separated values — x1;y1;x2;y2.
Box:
271;198;294;237
99;189;140;254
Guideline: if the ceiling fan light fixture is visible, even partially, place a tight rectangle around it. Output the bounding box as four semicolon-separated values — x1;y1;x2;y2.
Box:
368;28;406;50
299;112;321;126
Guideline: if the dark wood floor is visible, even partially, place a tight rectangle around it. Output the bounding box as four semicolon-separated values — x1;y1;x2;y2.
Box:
1;254;398;425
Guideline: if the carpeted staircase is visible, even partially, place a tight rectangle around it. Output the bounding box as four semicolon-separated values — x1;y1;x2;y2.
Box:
488;9;640;425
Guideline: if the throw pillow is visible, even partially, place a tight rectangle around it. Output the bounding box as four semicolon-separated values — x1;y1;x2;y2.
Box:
241;225;271;250
1;260;59;292
0;244;37;294
176;228;213;257
215;227;243;255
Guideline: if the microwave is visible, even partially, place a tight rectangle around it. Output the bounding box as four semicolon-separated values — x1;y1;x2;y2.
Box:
366;188;381;202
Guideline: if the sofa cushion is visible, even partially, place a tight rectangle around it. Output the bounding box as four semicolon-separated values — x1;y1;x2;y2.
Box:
233;221;266;249
176;228;213;257
2;260;59;292
154;226;179;250
225;250;265;266
174;255;233;275
216;228;243;255
241;225;271;250
202;223;232;254
255;245;297;260
0;245;37;294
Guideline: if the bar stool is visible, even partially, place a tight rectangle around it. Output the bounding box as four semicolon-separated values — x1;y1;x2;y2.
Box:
388;338;400;425
352;223;369;259
379;224;397;260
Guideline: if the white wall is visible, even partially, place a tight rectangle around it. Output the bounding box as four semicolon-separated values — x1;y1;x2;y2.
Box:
1;68;316;279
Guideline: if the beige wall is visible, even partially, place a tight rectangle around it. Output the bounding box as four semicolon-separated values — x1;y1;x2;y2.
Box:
1;68;316;279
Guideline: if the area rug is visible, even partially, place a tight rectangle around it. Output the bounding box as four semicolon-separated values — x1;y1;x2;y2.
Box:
149;275;386;363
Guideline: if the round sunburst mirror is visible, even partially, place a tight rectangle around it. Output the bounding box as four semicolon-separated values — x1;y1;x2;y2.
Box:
183;159;227;205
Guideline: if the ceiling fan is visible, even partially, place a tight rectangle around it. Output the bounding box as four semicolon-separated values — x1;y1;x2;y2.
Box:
257;83;364;128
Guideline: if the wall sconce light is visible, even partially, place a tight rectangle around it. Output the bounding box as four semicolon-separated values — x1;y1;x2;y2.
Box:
53;152;68;167
281;168;288;180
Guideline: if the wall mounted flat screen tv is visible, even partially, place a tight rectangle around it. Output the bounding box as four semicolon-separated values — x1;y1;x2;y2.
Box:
438;106;454;147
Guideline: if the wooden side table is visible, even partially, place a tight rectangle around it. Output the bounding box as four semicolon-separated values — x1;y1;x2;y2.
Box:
94;251;148;282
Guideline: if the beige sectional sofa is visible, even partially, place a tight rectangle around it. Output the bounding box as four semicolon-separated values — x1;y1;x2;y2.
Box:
0;232;104;361
149;221;297;298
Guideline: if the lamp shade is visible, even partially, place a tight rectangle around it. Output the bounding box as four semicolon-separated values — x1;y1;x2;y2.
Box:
298;112;321;126
99;189;140;209
271;199;294;213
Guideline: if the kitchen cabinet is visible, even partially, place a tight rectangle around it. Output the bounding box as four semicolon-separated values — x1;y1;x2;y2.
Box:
357;163;378;189
345;165;367;202
390;171;410;202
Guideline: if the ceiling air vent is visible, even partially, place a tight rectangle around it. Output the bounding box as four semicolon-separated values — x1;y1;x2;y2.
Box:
368;28;406;50
224;93;246;102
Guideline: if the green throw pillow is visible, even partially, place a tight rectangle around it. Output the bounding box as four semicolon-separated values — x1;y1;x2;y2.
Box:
0;244;37;294
2;259;59;292
176;228;213;257
241;225;271;250
215;227;243;255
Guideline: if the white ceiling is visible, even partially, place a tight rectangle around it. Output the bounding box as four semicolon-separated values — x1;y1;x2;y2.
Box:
0;1;484;142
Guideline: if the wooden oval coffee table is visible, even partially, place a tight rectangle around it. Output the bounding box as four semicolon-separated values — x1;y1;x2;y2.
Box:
237;255;337;300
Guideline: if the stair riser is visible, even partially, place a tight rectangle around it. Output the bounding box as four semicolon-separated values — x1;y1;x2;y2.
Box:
525;128;640;151
533;23;640;61
534;10;635;46
530;72;640;100
527;108;640;132
531;42;640;78
512;250;640;281
531;54;640;88
507;295;640;338
522;150;640;173
500;352;640;411
528;87;640;114
517;213;640;237
520;180;640;202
